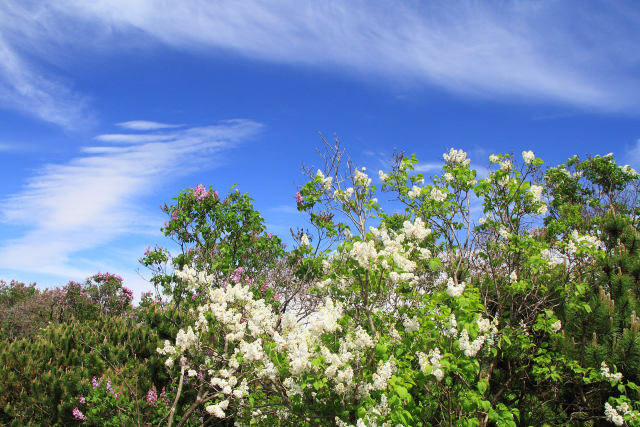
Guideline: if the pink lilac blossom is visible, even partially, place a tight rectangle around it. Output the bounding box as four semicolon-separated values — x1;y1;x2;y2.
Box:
120;287;134;302
295;191;304;205
91;376;100;388
79;395;86;404
230;267;245;284
171;210;179;221
193;184;209;201
146;388;157;406
144;245;151;256
72;407;87;421
106;380;113;392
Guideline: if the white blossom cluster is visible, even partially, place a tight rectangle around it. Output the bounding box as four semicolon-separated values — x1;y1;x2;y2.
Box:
430;187;447;202
529;185;543;203
402;315;420;333
408;185;422;199
354;168;372;188
566;230;602;255
601;362;623;383
316;169;334;190
622;164;639;177
605;402;625;426
418;348;444;382
522;150;535;164
443;148;470;166
446;277;466;298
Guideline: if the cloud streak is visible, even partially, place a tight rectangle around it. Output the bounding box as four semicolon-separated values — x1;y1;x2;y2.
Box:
53;0;640;112
1;0;640;128
0;119;262;278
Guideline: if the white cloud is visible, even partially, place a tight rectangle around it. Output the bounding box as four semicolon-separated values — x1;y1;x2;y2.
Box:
117;120;183;131
1;0;639;126
50;0;640;112
414;162;442;174
0;119;262;279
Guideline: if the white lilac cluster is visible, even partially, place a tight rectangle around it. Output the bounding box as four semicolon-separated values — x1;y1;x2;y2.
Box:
301;234;310;247
622;164;639;177
605;401;637;426
408;185;422;199
522;150;535;164
567;230;602;255
605;402;625;426
350;240;378;268
371;360;396;391
378;170;388;182
499;159;513;170
601;362;623;383
551;320;562;333
418;348;444;382
430;187;447;202
498;226;509;240
540;248;563;266
443;148;470;166
446;277;466;298
205;400;229;418
509;271;518;283
529;185;543;203
333;187;356;203
316;169;334;190
354;168;372;188
402;315;420;333
458;329;485;357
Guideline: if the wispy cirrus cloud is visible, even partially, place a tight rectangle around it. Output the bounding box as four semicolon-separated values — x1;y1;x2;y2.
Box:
116;120;184;131
2;0;640;129
0;119;262;278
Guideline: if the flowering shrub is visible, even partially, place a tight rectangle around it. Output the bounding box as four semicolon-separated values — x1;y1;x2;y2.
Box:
151;146;640;426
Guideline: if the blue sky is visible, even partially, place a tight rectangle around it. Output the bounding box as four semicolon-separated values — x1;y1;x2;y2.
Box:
1;0;640;297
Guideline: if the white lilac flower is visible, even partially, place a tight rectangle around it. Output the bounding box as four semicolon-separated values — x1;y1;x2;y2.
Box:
354;168;372;187
378;170;388;181
408;185;422;199
446;277;465;298
605;402;624;426
430;187;446;202
522;150;535;164
403;316;420;333
509;271;518;283
529;185;543;202
499;159;513;170
551;320;562;333
443;148;470;166
601;362;623;383
443;172;453;182
300;234;310;247
489;154;499;163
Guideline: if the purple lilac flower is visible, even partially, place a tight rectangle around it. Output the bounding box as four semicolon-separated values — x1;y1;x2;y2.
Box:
72;407;88;421
260;282;269;295
91;376;100;388
146;388;157;406
106;380;112;392
121;287;134;302
295;191;304;205
79;395;86;404
171;209;179;221
193;184;209;201
230;266;245;284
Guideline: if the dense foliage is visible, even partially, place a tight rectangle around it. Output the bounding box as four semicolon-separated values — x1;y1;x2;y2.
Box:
1;146;639;426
